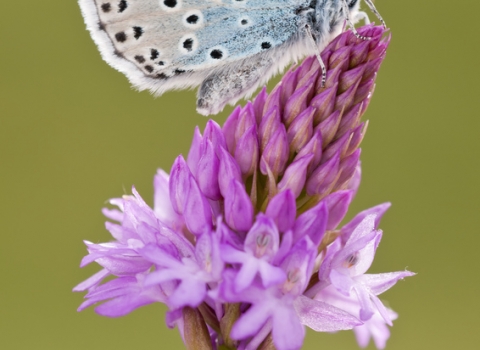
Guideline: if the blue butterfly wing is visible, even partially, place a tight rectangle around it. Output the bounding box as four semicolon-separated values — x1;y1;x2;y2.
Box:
178;4;301;67
79;0;311;114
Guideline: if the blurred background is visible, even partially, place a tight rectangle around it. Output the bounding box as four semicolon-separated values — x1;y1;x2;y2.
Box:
1;1;478;349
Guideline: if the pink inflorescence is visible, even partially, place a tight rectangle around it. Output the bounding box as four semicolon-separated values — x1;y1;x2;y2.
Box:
74;25;414;350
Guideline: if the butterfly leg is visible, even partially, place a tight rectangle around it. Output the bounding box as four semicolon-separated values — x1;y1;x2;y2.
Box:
353;11;371;25
196;55;275;116
362;0;387;29
341;1;371;41
305;25;327;88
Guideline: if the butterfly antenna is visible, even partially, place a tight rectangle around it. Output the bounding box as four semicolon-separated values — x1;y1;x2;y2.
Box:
341;0;370;41
363;0;387;29
305;25;327;88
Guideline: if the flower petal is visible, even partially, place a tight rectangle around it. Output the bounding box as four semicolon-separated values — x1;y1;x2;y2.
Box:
358;271;416;296
294;295;361;331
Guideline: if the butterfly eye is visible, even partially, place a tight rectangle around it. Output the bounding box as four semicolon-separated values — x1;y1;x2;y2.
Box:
347;0;358;8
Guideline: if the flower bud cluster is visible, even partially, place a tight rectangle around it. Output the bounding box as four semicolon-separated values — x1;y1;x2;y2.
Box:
75;26;413;350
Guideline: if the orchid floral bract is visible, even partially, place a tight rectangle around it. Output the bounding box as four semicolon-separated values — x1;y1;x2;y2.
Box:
74;25;414;350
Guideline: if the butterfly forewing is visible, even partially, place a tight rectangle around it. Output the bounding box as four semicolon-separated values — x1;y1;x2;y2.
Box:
90;1;302;79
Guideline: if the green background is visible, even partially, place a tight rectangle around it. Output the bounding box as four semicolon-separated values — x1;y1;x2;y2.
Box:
1;1;478;349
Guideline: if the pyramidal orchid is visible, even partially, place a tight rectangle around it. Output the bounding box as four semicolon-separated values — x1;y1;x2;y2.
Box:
74;25;414;350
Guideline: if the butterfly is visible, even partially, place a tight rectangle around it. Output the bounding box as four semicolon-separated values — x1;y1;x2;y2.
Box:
79;0;384;115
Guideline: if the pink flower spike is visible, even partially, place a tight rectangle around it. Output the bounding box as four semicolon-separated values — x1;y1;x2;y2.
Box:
339;64;366;94
186;126;203;175
74;25;415;350
235;125;259;177
337;103;363;138
306;152;341;196
337;149;361;188
311;83;337;124
281;68;301;103
266;190;297;233
322;130;352;161
183;176;213;236
253;87;268;123
341;203;391;243
169;156;192;215
277;154;314;198
224;179;254;232
222;106;241;154
260;125;289;177
287;106;315;153
283;85;312;127
295;129;323;175
218;147;242;197
153;169;182;230
196;139;221;200
235;102;256;144
259;106;282;152
293;201;328;246
262;84;283;116
316;109;342;147
203;120;227;152
324;191;354;230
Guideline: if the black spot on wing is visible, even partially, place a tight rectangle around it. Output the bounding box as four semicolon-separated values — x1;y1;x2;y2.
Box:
145;65;154;73
115;32;127;42
261;42;272;50
133;26;144;40
186;15;199;24
210;49;223;59
163;0;177;8
101;3;111;12
135;55;146;63
150;49;159;60
118;0;128;13
183;38;194;51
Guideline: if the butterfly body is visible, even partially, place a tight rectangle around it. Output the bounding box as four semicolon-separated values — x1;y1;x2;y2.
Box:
79;0;365;115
